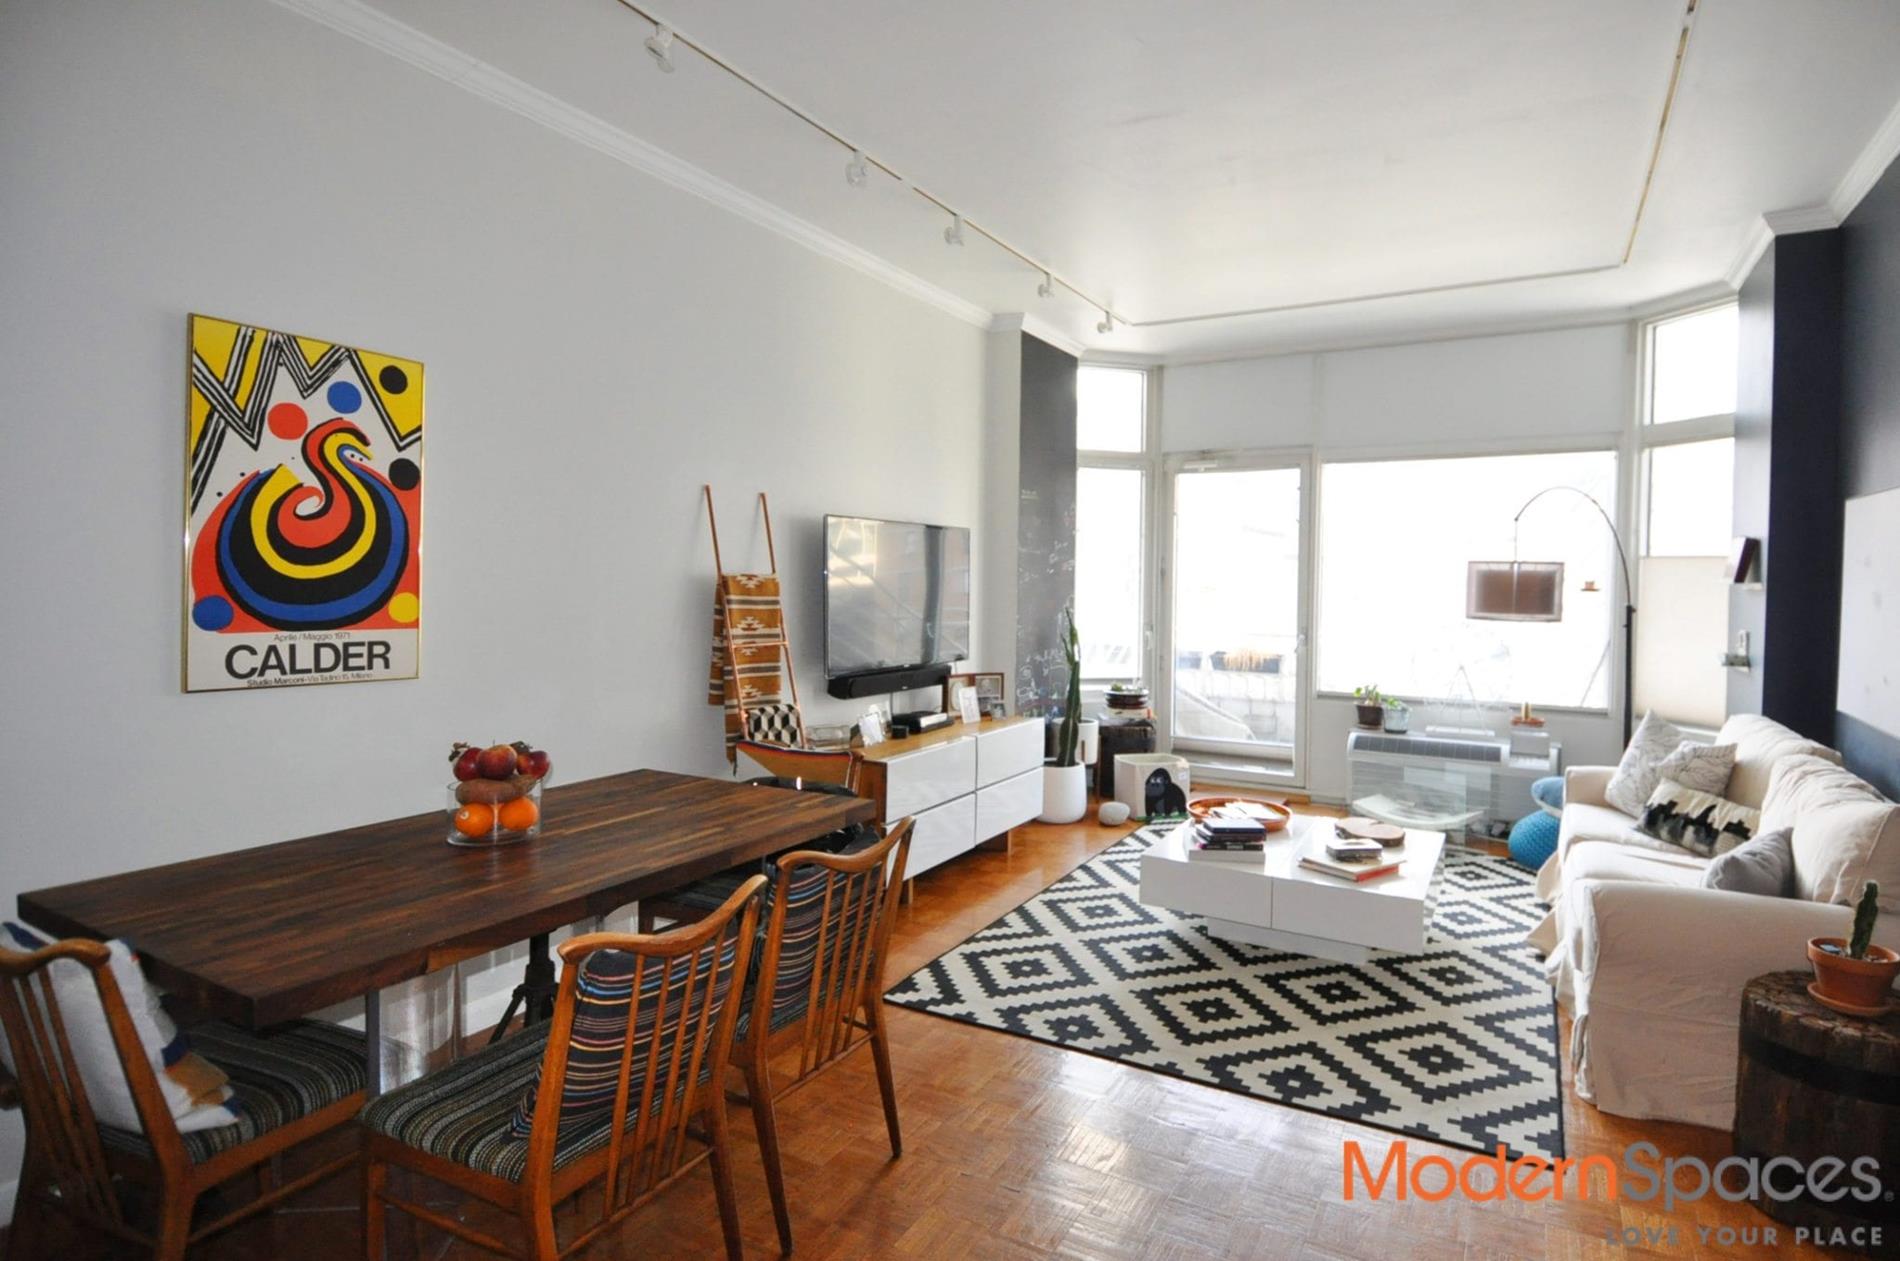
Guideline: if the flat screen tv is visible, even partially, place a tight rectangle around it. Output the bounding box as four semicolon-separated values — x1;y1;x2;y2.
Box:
823;515;970;694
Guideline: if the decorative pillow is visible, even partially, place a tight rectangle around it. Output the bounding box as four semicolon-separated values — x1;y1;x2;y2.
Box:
0;922;239;1135
1701;827;1795;897
1761;753;1900;910
1637;780;1761;858
1605;712;1686;816
1656;740;1737;798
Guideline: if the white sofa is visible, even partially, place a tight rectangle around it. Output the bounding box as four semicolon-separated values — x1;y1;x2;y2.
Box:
1529;714;1900;1129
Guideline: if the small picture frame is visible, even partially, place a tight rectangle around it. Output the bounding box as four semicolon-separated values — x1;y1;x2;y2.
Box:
858;710;885;747
955;684;982;725
944;671;1007;718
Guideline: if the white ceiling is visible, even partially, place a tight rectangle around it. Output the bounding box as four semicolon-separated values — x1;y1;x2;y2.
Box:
350;0;1900;360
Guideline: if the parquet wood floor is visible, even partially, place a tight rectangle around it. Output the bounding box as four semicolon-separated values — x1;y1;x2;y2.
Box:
4;799;1847;1259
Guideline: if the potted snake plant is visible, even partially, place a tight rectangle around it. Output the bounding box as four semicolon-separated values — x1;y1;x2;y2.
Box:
1808;882;1900;1013
1039;608;1088;824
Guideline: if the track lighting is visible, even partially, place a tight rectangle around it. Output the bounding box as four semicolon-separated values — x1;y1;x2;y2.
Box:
943;214;965;247
645;24;676;73
846;150;868;187
1097;311;1114;334
1038;272;1054;299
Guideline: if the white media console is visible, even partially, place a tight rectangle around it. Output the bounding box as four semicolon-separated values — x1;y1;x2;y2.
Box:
852;715;1045;882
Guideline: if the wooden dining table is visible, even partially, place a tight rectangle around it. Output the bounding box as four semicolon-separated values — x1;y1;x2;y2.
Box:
17;769;875;1093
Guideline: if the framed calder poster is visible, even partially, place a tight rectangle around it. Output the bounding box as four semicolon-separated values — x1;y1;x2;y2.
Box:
184;314;423;691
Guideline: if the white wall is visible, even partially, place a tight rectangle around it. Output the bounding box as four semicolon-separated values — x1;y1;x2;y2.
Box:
1161;325;1636;799
0;0;989;1209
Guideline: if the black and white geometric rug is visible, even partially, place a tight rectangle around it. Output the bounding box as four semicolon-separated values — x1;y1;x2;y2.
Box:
884;823;1564;1159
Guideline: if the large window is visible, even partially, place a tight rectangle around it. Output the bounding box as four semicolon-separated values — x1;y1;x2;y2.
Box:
1075;366;1149;681
1634;303;1739;728
1317;449;1620;709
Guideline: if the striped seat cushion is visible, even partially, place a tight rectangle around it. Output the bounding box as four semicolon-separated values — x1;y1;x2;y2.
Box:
360;1026;551;1182
506;936;743;1149
99;1020;365;1165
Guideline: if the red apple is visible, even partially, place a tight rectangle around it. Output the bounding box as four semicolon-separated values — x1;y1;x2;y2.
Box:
452;747;483;782
477;743;518;780
517;749;551;780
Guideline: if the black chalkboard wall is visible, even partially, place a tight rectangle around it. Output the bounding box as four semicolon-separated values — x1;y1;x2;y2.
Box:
1014;333;1078;714
1838;154;1900;798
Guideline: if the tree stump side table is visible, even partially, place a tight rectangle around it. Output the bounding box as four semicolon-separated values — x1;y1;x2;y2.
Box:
1735;970;1900;1248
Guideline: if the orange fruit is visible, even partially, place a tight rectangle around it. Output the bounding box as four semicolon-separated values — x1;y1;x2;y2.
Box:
498;796;539;833
453;803;495;838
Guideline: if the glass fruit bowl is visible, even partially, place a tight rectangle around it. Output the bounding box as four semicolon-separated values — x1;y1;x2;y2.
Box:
446;777;542;847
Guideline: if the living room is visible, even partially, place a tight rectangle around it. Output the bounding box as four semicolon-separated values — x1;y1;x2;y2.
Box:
5;2;1900;1259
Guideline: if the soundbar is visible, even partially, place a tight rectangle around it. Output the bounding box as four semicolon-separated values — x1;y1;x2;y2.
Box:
825;663;951;699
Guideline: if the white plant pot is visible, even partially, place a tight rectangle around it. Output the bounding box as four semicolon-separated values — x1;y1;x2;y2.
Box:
1040;763;1088;824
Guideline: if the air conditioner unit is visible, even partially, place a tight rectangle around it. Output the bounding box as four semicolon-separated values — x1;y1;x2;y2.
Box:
1345;730;1561;837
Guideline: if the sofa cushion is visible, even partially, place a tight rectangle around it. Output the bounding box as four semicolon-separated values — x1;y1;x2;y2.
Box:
1563;840;1707;888
1556;801;1685;868
1701;828;1795;898
1657;741;1736;798
1605;712;1687;816
1717;714;1842;810
1762;754;1900;910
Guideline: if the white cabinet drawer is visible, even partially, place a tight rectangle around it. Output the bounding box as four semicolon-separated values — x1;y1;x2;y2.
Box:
904;795;977;879
881;736;976;822
974;720;1044;787
975;768;1041;841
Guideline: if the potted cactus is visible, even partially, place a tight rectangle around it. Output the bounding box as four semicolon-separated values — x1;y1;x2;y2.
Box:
1040;608;1088;824
1808;882;1900;1013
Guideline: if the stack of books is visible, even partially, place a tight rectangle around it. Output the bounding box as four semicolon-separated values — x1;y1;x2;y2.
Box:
1184;815;1269;863
1298;834;1403;882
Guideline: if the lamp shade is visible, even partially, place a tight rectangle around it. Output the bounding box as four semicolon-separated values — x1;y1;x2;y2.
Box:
1467;561;1564;621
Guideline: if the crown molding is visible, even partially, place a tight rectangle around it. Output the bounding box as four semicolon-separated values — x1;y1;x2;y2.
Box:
270;0;992;331
1830;92;1900;222
1722;217;1774;291
988;313;1087;358
1764;205;1841;235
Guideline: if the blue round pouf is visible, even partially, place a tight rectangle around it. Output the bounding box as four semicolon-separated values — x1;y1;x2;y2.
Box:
1508;810;1560;870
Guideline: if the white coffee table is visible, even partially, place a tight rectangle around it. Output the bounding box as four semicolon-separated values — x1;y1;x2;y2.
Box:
1137;817;1447;964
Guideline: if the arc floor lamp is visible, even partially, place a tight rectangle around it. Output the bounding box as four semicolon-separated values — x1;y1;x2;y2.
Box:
1467;486;1636;747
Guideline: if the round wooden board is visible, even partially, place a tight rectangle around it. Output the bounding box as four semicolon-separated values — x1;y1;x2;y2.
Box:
1336;816;1406;845
1187;797;1291;832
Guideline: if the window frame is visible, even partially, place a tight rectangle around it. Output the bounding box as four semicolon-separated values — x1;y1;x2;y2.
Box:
1076;363;1158;686
1636;300;1739;558
1310;439;1625;715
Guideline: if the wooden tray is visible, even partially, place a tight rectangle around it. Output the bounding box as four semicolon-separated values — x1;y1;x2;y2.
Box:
1187;797;1291;832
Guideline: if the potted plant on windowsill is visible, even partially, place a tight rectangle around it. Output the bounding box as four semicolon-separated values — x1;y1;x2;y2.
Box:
1382;698;1411;734
1352;685;1386;730
1040;609;1088;824
1809;882;1900;1014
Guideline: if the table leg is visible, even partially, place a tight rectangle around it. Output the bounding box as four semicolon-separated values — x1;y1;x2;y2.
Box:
487;932;560;1046
365;987;383;1097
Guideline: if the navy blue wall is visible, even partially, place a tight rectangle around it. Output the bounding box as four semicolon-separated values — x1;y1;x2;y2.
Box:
1837;156;1900;798
1728;232;1843;744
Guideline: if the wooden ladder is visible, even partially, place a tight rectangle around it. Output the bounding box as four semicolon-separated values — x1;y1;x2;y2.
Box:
706;485;807;749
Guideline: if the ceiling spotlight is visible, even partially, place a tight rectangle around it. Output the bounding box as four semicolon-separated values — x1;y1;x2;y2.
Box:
645;24;677;73
846;150;869;187
1097;310;1114;334
1037;272;1054;299
943;214;965;247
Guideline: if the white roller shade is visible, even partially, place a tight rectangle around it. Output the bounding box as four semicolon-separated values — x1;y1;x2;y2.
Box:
1634;556;1729;730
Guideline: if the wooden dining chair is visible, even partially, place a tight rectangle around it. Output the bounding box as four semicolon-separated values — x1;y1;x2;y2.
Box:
733;817;914;1254
637;743;861;933
0;938;366;1261
360;874;767;1261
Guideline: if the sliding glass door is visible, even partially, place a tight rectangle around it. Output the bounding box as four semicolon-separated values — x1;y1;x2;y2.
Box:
1163;455;1311;784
